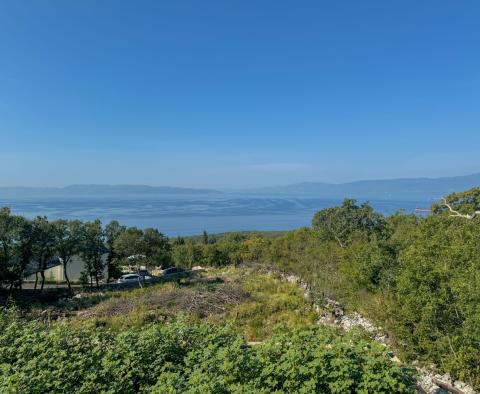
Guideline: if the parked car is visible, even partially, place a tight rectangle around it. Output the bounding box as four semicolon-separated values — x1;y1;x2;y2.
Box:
117;273;152;284
161;267;185;276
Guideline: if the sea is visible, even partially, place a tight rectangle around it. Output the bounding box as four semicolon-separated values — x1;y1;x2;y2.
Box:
0;194;432;236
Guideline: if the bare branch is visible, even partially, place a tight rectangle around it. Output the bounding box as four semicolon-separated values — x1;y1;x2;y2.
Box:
442;198;480;220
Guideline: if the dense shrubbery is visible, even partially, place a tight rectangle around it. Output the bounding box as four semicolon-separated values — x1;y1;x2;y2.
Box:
169;189;480;388
0;311;415;393
2;188;479;389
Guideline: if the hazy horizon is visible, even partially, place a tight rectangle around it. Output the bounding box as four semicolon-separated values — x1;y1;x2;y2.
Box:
0;170;478;190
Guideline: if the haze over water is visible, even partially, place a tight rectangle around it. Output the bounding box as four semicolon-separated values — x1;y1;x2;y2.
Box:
0;194;430;236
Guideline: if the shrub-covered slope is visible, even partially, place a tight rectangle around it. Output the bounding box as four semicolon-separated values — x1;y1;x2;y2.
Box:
0;312;415;393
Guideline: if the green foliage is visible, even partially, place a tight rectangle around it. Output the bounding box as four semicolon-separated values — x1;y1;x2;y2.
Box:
143;228;171;267
0;208;32;288
2;188;480;389
432;187;480;215
113;226;145;257
70;267;316;340
52;219;83;291
104;220;126;281
113;226;172;269
393;214;480;384
341;237;397;292
165;191;479;387
172;240;202;268
312;199;385;247
224;269;317;341
262;193;480;388
0;311;416;393
266;228;343;300
172;238;248;269
254;328;415;394
80;220;106;287
29;216;58;290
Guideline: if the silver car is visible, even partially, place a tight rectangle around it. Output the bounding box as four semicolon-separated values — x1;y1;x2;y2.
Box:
117;273;152;284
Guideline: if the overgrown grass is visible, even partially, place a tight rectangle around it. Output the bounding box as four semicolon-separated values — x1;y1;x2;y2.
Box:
217;267;318;340
70;266;317;340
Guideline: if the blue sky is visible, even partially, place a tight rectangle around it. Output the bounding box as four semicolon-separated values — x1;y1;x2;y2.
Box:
1;1;479;188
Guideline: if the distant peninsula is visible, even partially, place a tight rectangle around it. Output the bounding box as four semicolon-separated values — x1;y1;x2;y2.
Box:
1;172;479;200
240;172;480;200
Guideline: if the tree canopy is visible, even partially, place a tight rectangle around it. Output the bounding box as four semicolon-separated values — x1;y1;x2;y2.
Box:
312;199;385;247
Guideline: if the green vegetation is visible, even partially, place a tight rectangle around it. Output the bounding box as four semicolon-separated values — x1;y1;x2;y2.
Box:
242;189;480;387
0;268;416;392
59;267;316;342
1;188;480;391
0;211;172;291
220;267;317;341
168;189;480;388
0;310;415;393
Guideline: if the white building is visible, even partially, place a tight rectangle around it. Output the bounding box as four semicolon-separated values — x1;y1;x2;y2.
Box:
25;254;108;283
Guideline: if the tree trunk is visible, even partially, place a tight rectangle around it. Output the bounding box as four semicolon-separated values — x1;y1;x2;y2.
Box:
34;272;38;290
137;266;143;288
106;261;110;284
40;269;46;291
106;253;113;284
63;262;72;293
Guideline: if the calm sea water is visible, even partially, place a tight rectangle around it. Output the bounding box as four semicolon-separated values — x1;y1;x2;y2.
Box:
0;195;431;236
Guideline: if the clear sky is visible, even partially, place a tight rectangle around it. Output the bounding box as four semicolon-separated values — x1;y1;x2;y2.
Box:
1;1;479;188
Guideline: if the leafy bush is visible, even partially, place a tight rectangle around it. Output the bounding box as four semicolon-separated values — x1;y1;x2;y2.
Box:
248;191;480;388
0;311;415;393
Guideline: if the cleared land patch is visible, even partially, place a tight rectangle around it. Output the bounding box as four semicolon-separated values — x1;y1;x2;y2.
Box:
70;267;317;340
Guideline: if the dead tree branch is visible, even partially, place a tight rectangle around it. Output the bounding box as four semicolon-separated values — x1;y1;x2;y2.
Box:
442;198;480;220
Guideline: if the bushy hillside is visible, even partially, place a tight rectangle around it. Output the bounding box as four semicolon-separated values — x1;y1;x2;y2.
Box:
1;188;479;391
170;189;480;389
0;269;416;393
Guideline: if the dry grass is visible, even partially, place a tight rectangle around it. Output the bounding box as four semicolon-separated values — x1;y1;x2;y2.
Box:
72;266;318;339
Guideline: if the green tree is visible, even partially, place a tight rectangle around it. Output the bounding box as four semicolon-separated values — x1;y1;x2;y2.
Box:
0;208;33;290
241;235;268;263
80;220;106;287
172;236;185;246
312;199;385;247
104;220;126;281
172;240;201;269
200;244;229;267
202;230;209;245
30;216;57;291
143;228;171;268
113;227;145;260
394;214;480;383
53;219;83;293
113;227;171;270
432;188;480;218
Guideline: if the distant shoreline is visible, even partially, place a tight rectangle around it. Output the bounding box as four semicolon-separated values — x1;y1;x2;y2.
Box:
0;195;430;237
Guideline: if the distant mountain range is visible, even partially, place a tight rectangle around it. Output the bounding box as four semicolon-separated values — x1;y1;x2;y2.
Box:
241;173;480;200
0;184;223;197
1;173;479;200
